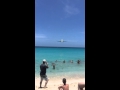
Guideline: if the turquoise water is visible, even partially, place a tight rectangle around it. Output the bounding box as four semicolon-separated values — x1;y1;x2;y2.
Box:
35;47;85;78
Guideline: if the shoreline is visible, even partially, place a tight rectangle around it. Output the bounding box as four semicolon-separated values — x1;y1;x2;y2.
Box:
35;72;85;79
35;77;85;90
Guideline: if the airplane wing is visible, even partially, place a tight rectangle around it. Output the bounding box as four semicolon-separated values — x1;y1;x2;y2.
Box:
58;41;61;42
63;41;67;42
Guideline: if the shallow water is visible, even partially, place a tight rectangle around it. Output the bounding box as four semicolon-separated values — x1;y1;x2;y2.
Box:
35;47;85;78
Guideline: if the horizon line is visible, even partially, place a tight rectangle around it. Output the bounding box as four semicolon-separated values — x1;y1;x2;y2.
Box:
35;46;85;48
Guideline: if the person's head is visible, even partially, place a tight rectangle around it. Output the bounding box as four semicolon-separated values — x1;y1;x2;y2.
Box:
62;78;66;85
43;59;46;64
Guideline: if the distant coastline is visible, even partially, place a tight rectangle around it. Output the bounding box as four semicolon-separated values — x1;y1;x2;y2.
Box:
35;46;85;49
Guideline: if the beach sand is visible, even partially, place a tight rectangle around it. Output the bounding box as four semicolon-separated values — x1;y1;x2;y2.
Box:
35;77;85;90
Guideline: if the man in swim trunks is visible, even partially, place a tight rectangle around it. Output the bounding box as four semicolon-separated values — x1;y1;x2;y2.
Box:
39;59;49;88
78;82;85;90
58;78;69;90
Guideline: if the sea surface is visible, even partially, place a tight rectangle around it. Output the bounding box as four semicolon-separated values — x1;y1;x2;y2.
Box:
35;47;85;79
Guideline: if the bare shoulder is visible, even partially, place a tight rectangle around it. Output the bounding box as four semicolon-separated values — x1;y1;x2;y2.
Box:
64;84;69;88
64;84;69;90
66;84;69;86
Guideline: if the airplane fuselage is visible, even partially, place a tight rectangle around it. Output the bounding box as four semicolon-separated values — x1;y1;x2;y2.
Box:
58;39;66;42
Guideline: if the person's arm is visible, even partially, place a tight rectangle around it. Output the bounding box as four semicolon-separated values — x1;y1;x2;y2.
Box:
58;86;63;90
45;62;49;68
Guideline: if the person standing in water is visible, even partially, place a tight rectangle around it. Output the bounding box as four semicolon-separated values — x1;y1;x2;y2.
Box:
77;60;80;64
39;59;49;88
52;63;55;69
58;78;69;90
63;60;65;63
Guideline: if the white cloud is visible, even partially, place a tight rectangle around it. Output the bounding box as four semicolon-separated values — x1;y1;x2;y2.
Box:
35;34;47;39
64;5;79;15
60;0;80;16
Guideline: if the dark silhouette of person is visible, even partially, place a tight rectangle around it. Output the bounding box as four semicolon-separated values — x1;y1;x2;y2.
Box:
63;60;65;63
52;63;55;69
77;60;80;64
39;59;49;88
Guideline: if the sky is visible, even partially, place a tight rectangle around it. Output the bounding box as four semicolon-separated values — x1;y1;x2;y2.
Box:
35;0;85;47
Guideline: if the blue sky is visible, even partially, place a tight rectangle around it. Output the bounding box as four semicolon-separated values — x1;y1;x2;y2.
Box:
35;0;85;47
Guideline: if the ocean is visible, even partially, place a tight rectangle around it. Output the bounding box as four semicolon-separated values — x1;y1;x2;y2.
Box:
35;47;85;79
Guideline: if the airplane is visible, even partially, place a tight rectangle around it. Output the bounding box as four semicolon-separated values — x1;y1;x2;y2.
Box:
58;39;67;42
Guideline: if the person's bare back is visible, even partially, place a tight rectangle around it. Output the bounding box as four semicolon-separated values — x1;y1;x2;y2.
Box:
58;78;69;90
58;84;69;90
